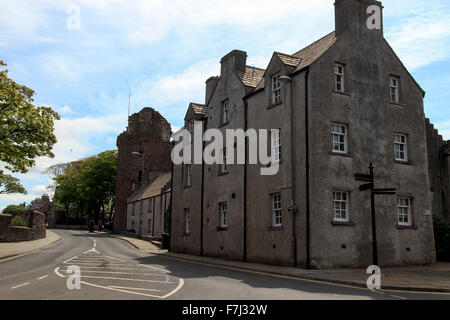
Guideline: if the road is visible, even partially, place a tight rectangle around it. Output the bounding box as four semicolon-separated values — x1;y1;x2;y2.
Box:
0;230;448;300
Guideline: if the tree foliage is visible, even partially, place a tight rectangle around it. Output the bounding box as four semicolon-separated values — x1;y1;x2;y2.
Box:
2;204;26;216
0;61;60;173
52;150;117;220
0;170;26;194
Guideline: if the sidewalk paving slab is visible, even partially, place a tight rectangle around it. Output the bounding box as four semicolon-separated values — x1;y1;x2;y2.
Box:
113;234;450;294
0;230;61;261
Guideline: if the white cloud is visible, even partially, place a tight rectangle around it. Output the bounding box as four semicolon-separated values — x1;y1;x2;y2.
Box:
385;9;450;70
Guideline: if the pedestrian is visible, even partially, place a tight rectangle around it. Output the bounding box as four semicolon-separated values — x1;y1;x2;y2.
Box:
98;220;103;232
88;219;95;233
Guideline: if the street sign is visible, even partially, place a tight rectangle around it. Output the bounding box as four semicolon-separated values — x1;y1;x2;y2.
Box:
359;183;374;191
371;188;396;195
355;173;373;182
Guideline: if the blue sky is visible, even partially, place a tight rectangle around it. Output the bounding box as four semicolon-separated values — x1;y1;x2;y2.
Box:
1;0;449;210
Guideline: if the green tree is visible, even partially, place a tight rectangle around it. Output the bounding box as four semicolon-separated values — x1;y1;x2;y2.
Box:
0;170;26;194
2;204;26;216
0;61;60;173
51;150;117;221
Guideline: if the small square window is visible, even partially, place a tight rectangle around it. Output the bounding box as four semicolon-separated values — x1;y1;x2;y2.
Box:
390;77;400;103
271;130;281;163
184;208;190;234
394;134;408;162
333;191;349;222
397;197;412;226
334;64;345;92
222;100;230;124
272;75;281;104
219;202;228;228
272;194;282;227
331;123;348;154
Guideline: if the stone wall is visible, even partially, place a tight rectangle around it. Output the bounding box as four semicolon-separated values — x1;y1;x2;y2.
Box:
0;211;47;242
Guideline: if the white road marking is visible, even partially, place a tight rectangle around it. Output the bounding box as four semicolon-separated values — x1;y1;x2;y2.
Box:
81;275;173;283
160;279;185;299
108;286;161;292
63;255;79;264
37;275;48;280
138;264;171;274
11;283;30;289
58;270;168;277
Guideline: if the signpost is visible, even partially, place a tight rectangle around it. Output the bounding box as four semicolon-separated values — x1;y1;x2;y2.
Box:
355;162;396;266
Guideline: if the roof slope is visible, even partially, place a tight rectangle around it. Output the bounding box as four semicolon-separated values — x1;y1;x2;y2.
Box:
235;66;265;88
128;172;171;202
190;103;208;115
292;31;337;72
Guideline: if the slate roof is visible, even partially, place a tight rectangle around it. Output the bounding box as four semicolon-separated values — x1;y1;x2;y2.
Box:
275;52;302;67
128;172;171;202
190;103;208;115
236;66;266;88
254;31;337;91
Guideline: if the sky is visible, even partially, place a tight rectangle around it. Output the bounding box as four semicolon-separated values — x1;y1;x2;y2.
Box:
1;0;450;210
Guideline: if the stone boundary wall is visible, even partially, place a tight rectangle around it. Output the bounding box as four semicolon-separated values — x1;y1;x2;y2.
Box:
0;211;47;242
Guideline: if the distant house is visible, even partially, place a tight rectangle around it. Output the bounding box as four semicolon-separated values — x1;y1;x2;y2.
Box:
126;172;171;240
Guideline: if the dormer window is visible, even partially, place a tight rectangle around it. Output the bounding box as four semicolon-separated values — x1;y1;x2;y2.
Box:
272;75;281;104
334;63;345;92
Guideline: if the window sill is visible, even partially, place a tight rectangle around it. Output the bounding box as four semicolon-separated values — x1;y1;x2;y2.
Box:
216;227;228;232
331;220;355;226
390;102;406;107
330;152;352;158
397;225;417;230
394;160;413;165
219;122;230;128
267;102;282;110
333;90;350;96
267;226;284;231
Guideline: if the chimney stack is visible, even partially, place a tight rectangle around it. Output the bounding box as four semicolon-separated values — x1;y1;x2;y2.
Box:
335;0;383;40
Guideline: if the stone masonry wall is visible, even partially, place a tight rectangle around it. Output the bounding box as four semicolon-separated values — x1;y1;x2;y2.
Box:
0;211;47;242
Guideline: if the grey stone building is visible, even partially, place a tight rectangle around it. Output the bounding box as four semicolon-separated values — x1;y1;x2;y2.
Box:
170;0;446;268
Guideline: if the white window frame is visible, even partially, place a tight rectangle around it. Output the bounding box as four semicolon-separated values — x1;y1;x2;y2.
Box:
186;164;192;186
397;197;412;226
334;64;345;92
390;77;399;103
222;100;230;124
219;202;228;228
271;130;281;163
333;191;350;222
331;123;348;154
184;208;190;234
272;75;281;104
394;133;408;162
272;194;282;227
221;148;228;173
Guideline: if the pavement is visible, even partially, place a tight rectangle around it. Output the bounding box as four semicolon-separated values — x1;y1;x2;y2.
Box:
113;234;450;293
0;230;61;261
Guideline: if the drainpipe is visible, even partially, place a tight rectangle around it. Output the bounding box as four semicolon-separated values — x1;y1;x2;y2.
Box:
243;101;248;262
305;67;311;270
280;75;297;268
200;117;207;256
169;142;174;250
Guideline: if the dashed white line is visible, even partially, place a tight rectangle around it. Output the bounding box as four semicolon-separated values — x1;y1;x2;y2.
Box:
11;283;30;289
37;275;48;280
108;286;161;292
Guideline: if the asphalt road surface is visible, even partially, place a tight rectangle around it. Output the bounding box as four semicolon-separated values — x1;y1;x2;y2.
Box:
0;230;449;300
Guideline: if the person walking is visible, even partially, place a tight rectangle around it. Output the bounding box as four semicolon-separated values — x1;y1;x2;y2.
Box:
88;219;95;233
